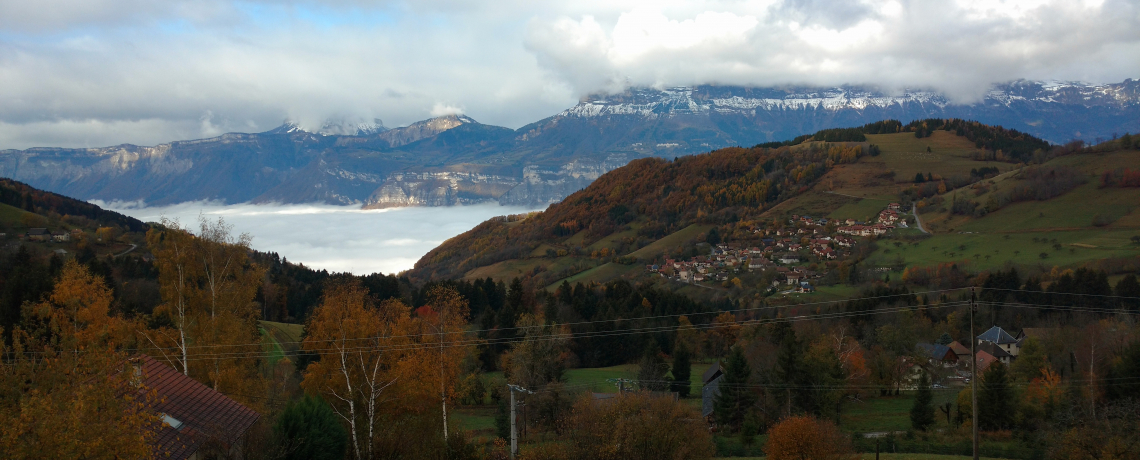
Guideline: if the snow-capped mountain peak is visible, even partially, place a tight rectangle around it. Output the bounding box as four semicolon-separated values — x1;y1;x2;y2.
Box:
317;117;388;136
561;80;1139;120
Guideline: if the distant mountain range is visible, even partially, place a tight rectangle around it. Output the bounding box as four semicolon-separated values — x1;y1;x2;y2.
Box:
2;79;1137;208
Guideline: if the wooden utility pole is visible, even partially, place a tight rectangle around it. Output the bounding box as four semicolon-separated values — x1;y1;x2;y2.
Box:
440;307;448;442
971;287;979;460
510;387;516;459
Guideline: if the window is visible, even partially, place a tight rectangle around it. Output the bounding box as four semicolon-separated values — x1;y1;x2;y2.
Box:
161;413;184;430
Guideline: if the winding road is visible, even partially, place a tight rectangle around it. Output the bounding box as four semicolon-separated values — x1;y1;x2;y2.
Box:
912;204;929;234
113;243;138;258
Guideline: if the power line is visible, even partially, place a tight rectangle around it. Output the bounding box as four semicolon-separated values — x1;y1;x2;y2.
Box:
981;287;1140;301
2;301;970;363
5;295;1135;364
133;286;970;354
3;285;966;359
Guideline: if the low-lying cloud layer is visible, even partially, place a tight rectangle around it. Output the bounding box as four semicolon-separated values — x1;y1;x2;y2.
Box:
2;0;1137;149
102;201;543;275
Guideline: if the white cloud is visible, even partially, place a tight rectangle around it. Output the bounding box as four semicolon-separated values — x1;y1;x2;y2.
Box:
527;0;1140;101
430;103;464;117
0;0;1138;149
100;201;545;275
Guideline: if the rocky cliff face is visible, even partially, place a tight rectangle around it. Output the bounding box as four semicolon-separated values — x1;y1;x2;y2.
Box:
498;154;635;206
2;80;1137;208
363;171;519;208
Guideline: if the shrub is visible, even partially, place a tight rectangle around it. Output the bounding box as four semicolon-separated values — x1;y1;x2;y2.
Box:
566;392;714;460
1092;214;1117;227
765;415;855;460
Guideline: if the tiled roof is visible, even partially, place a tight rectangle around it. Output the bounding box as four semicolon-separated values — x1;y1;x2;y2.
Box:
139;355;260;460
975;350;998;373
978;342;1011;359
977;326;1018;345
948;341;971;356
917;343;953;361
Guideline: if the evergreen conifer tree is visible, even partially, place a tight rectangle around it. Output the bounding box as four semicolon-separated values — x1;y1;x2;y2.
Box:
775;330;803;414
707;227;721;246
910;372;936;431
495;397;511;440
979;362;1015;430
1115;274;1140;311
671;341;692;397
714;347;756;431
274;396;348;460
637;340;669;391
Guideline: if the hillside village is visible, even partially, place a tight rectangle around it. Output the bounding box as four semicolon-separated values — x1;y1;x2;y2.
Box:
648;202;908;293
2;125;1138;460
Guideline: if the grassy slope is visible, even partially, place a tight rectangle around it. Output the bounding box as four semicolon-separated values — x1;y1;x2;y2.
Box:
0;202;48;228
767;131;1012;221
866;149;1140;272
258;320;304;356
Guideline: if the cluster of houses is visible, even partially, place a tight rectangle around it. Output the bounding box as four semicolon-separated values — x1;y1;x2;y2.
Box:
906;325;1037;387
645;242;831;293
645;244;772;284
22;227;80;242
836;202;906;237
701;325;1038;421
642;213;876;291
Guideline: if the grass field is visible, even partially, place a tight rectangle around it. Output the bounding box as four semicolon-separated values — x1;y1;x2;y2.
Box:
841;391;958;433
862;132;1015;181
453;405;497;432
259;327;287;368
765;187;857;218
765;132;1010;222
258;321;304;357
628;224;713;259
961;183;1138;232
830;196;894;222
867;228;1140;272
0;202;48;228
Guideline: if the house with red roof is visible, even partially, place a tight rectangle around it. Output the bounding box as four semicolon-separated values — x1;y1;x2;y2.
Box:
135;355;260;460
974;350;998;373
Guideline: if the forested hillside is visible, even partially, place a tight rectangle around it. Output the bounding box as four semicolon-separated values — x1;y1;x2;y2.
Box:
413;141;866;282
0;178;146;232
410;119;1069;290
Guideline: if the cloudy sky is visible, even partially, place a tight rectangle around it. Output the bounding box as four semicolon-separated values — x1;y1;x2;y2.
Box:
2;0;1138;149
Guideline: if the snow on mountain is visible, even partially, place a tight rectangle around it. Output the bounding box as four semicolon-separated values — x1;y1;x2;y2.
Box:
318;117;389;136
561;81;1138;119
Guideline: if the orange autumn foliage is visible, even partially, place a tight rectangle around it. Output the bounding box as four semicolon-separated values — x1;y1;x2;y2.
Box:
414;142;862;282
566;392;714;460
144;217;267;410
765;415;856;460
300;280;474;460
0;261;160;459
708;311;741;358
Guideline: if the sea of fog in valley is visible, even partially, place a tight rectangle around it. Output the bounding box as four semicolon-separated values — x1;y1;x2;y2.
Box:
96;201;545;275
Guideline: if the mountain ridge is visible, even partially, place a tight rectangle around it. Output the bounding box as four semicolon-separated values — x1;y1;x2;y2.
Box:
2;79;1137;207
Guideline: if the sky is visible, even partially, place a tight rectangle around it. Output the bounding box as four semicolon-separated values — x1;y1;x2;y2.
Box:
101;201;543;275
1;0;1138;149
